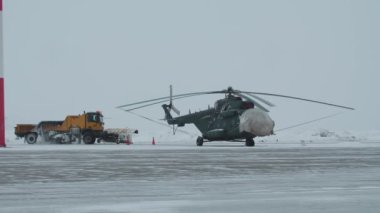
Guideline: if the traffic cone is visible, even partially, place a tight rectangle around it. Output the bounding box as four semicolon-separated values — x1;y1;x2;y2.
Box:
152;137;156;145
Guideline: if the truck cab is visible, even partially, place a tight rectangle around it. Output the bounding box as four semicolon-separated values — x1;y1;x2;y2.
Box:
84;111;104;132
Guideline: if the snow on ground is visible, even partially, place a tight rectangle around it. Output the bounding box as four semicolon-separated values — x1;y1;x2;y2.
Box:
1;130;380;213
6;128;380;146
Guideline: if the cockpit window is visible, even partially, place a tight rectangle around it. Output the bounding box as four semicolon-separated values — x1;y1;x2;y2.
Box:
214;100;226;111
241;101;254;109
222;104;229;111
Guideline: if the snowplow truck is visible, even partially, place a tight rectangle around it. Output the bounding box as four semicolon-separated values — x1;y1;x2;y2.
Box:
15;111;104;144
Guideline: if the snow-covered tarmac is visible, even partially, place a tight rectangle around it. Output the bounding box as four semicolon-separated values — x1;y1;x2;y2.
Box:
1;139;380;213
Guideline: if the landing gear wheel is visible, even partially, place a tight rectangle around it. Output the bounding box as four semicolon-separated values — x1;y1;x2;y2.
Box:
196;137;204;146
25;133;38;144
245;138;255;147
83;133;95;144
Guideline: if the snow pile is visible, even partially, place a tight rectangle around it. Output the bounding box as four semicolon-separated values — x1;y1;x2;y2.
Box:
311;129;363;141
264;129;380;144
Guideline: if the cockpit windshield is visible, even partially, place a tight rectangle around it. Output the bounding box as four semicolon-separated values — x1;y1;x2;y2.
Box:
214;100;226;111
241;101;254;109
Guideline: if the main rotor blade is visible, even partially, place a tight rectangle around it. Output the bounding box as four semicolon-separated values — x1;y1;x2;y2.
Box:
117;97;165;108
247;92;354;110
241;92;275;107
275;112;343;132
235;93;270;112
116;90;224;109
122;94;201;111
170;85;173;106
122;99;170;111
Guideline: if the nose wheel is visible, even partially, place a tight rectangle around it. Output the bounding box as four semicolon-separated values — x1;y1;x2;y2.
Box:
245;138;255;147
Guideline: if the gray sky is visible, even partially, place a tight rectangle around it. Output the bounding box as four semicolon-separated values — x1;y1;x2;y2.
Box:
4;0;380;135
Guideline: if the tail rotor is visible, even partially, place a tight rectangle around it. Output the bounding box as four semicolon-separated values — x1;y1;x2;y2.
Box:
169;85;180;116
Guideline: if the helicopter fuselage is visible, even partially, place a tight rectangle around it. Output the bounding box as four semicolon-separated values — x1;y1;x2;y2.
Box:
162;95;275;142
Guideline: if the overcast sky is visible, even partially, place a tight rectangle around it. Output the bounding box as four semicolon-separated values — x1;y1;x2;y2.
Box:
4;0;380;136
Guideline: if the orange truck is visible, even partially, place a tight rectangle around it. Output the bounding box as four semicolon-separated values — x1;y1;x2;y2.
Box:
15;111;104;144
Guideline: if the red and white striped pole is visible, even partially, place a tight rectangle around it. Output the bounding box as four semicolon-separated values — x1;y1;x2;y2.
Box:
0;0;5;147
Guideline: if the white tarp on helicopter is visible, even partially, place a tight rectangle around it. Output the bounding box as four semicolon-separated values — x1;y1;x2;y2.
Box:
239;108;275;137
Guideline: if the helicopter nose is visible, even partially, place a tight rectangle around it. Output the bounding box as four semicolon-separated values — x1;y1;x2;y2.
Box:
239;108;275;137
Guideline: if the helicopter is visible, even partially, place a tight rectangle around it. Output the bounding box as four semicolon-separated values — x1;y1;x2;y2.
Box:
117;86;354;146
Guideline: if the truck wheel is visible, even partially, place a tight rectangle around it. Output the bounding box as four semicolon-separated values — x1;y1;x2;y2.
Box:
83;134;95;144
25;133;38;144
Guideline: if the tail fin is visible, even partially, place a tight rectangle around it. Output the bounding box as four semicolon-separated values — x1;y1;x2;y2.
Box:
162;85;180;125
